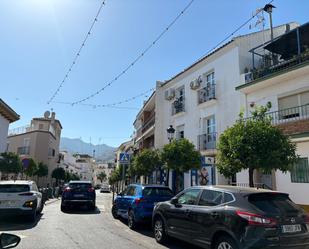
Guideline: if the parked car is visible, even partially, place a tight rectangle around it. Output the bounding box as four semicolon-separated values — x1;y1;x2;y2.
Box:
152;185;309;249
0;233;21;249
112;184;174;229
0;180;44;221
61;181;96;211
100;184;110;193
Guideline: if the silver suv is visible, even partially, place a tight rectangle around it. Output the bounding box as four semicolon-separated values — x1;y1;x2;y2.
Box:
0;180;44;221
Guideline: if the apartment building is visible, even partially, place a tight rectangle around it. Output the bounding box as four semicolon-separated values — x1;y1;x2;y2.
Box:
155;23;298;192
0;99;19;153
7;111;62;186
236;22;309;206
133;92;155;153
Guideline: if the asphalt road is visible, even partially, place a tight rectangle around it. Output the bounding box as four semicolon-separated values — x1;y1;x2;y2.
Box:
0;191;201;249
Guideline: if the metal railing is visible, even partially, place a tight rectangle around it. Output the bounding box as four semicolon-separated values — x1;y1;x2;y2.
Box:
198;132;217;151
245;50;309;84
246;104;309;125
172;97;185;115
17;146;30;155
198;84;216;104
230;182;272;190
142;113;155;133
8;126;31;136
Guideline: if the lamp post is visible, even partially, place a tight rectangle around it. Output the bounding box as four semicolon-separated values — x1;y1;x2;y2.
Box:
165;125;175;187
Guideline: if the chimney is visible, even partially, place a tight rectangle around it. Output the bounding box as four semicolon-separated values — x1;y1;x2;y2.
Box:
51;112;56;124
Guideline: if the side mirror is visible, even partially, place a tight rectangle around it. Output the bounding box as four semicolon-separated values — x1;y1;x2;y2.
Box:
0;233;21;249
170;197;178;205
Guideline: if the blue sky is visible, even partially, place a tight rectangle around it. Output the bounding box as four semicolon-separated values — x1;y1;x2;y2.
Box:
1;0;308;147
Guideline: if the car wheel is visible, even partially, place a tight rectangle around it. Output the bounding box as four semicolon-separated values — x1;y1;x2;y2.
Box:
154;216;168;244
37;202;44;214
215;236;238;249
127;210;137;229
111;205;119;219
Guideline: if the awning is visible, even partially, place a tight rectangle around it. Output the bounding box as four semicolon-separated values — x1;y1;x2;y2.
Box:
264;22;309;60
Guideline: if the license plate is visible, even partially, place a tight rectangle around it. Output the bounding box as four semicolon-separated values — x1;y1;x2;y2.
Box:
74;194;84;198
0;200;16;207
282;224;302;233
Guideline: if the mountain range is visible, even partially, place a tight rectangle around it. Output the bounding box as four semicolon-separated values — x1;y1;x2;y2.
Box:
60;137;116;162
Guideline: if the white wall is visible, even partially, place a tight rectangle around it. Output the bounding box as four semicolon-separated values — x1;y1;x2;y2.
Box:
276;140;309;205
0;114;10;153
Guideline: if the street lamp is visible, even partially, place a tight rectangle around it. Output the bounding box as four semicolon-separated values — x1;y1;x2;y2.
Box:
165;125;175;187
167;125;175;143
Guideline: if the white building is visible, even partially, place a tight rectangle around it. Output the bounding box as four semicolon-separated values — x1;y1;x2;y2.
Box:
74;154;95;182
59;151;82;177
0;99;19;153
155;23;298;192
93;163;114;186
236;22;309;206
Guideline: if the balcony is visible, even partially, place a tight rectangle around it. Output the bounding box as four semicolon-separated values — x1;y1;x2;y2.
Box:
142;113;155;133
198;84;216;104
198;132;217;151
17;146;30;155
172;97;185;115
239;22;309;87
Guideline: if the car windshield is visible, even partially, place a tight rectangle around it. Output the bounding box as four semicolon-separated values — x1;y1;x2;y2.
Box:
142;187;173;197
69;183;92;189
248;193;302;216
0;184;30;193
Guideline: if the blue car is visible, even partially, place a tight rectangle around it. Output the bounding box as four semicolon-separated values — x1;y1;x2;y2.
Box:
112;184;174;229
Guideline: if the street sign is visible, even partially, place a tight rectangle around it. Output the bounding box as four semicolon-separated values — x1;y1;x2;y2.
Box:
119;153;130;164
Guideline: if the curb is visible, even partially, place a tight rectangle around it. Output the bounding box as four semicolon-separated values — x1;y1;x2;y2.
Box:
45;198;60;206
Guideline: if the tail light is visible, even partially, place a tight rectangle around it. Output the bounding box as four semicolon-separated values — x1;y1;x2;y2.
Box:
64;187;71;192
134;198;145;205
88;187;95;192
236;210;277;227
19;192;34;196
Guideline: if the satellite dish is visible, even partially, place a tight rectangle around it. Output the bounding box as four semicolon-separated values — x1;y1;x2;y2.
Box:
44;111;50;118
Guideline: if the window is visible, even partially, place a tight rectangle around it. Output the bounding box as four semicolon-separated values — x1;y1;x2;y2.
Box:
202;116;216;134
143;187;173;197
278;91;309;119
39;123;44;130
224;193;234;203
172;86;185;115
48;148;55;157
178;189;200;205
0;184;30;193
126;186;136;196
198;190;223;206
291;158;309;183
23;138;30;147
176;125;185;139
198;72;215;104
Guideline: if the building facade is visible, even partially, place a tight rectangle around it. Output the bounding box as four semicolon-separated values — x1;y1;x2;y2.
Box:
7;111;62;186
154;23;298;192
236;22;309;205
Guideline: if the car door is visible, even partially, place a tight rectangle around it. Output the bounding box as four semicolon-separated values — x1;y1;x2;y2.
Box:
190;189;225;247
165;188;201;242
117;187;129;217
122;186;137;218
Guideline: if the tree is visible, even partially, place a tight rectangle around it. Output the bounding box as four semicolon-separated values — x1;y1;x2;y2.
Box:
24;158;38;179
51;167;66;185
161;139;201;193
217;105;298;187
131;149;162;180
0;152;22;179
35;162;48;185
97;171;107;183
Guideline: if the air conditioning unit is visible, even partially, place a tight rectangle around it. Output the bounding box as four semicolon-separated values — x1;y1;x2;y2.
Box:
190;76;202;90
164;88;175;100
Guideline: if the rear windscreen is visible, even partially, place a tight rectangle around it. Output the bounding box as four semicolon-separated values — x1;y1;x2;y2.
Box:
143;187;173;197
248;193;302;215
0;184;30;193
69;183;91;189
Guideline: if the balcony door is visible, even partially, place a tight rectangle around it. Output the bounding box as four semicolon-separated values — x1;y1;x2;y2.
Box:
202;116;216;149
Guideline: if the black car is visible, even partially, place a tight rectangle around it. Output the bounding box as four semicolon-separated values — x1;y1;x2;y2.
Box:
61;181;96;211
152;185;309;249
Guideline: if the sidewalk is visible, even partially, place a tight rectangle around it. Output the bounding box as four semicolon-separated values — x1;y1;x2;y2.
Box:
45;198;60;206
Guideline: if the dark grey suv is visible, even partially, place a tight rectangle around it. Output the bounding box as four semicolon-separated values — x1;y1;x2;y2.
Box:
152;185;309;249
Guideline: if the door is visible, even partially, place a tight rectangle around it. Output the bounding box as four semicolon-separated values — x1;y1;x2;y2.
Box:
117;187;130;217
190;189;225;247
165;188;201;241
122;186;137;218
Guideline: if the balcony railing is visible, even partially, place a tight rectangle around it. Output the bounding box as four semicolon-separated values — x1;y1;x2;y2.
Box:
17;146;30;155
198;132;217;151
142;113;155;133
172;97;185;115
198;84;216;104
246;104;309;125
